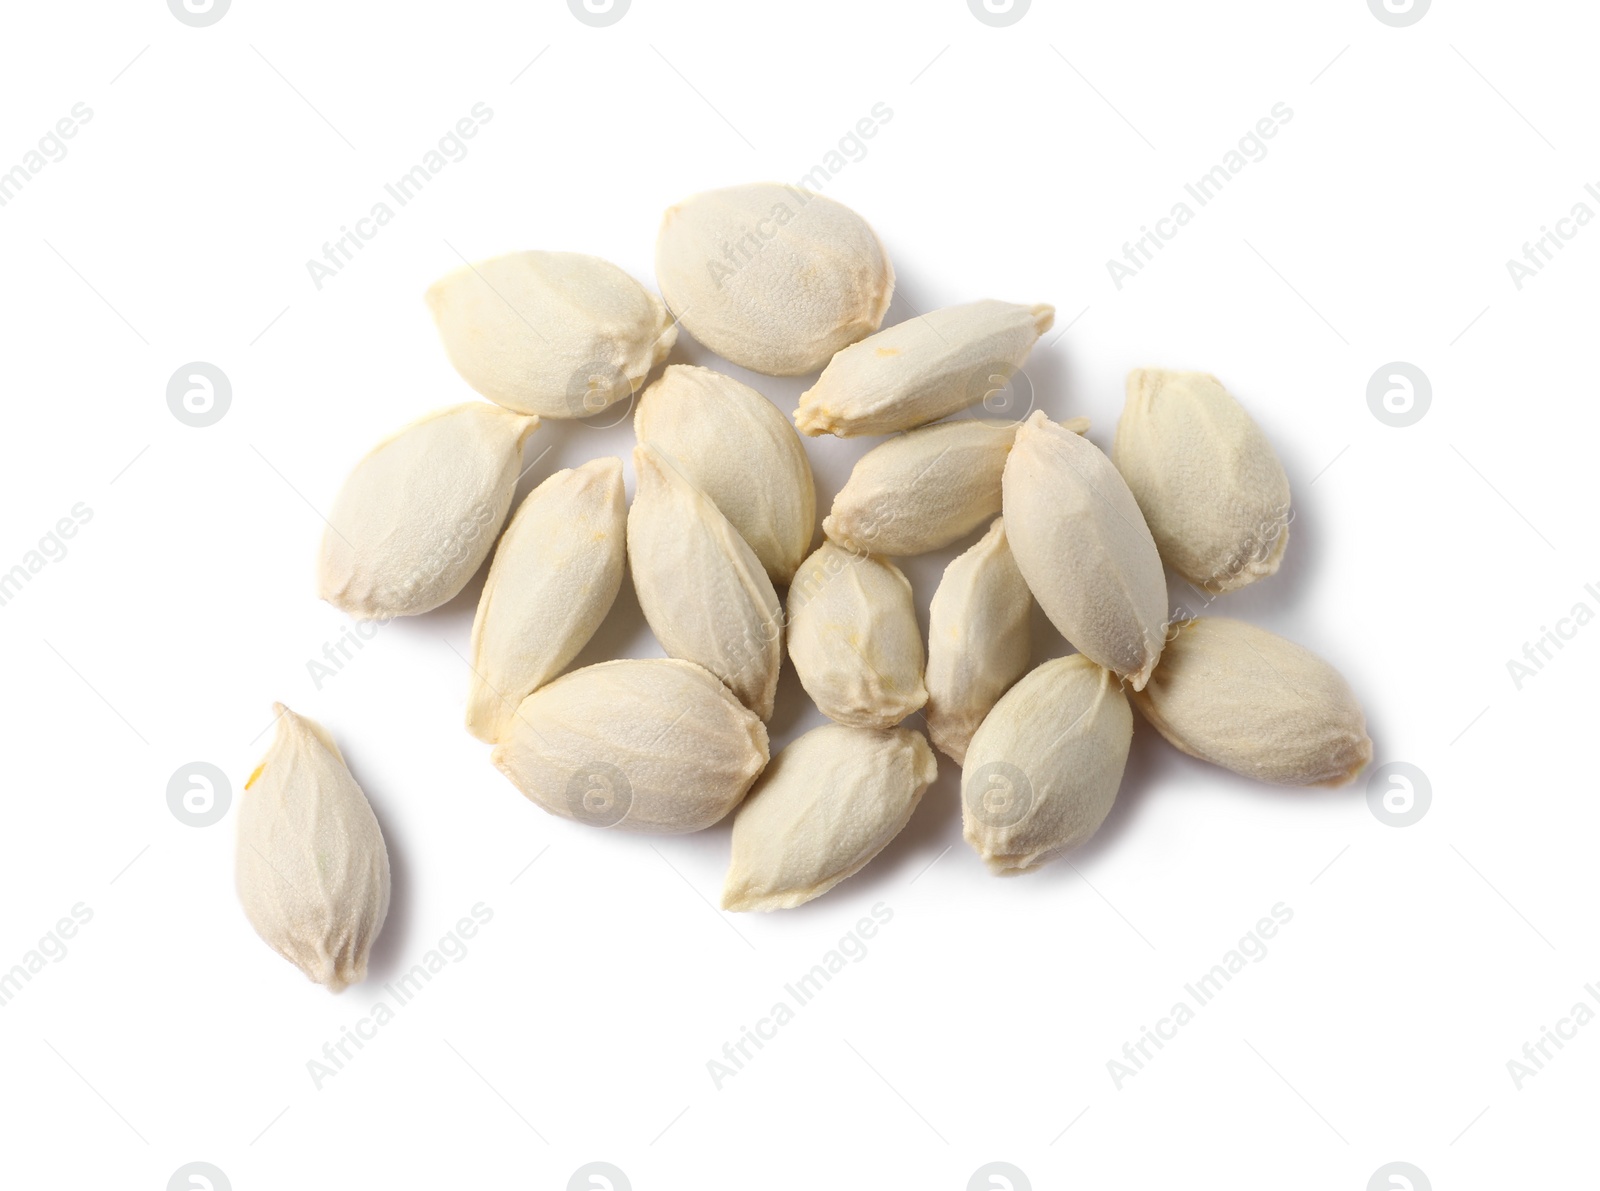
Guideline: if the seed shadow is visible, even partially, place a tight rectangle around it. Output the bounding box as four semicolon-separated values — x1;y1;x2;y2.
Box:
749;699;972;920
859;760;966;885
876;262;1088;434
565;560;659;672
401;418;618;644
763;659;817;747
1011;316;1087;429
1165;470;1324;630
1063;716;1182;872
877;262;940;331
1195;757;1371;811
747;759;966;921
427;558;490;640
662;326;810;419
341;747;413;985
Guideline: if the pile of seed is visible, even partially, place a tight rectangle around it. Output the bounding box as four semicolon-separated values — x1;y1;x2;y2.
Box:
236;182;1372;991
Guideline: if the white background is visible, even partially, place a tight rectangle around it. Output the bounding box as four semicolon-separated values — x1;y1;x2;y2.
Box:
0;1;1593;1188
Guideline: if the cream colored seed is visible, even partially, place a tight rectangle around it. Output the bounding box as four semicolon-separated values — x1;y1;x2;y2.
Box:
961;655;1132;876
492;658;769;833
823;415;1087;557
236;704;391;993
465;457;627;744
1114;369;1291;593
634;364;816;586
1132;618;1371;787
317;403;538;620
924;518;1033;765
426;250;676;418
1002;411;1168;689
795;300;1054;437
655;183;894;376
786;542;927;729
722;724;938;912
628;445;783;720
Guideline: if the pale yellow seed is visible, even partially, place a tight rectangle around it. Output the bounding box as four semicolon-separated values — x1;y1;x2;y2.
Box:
1002;411;1167;689
796;300;1053;437
634;364;816;586
426;251;675;418
1132;618;1371;787
465;458;627;744
961;656;1131;876
317;403;538;620
824;416;1086;556
655;183;893;376
236;704;391;993
723;724;937;911
628;444;783;720
786;542;927;729
492;659;769;833
925;518;1033;765
1114;369;1291;593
